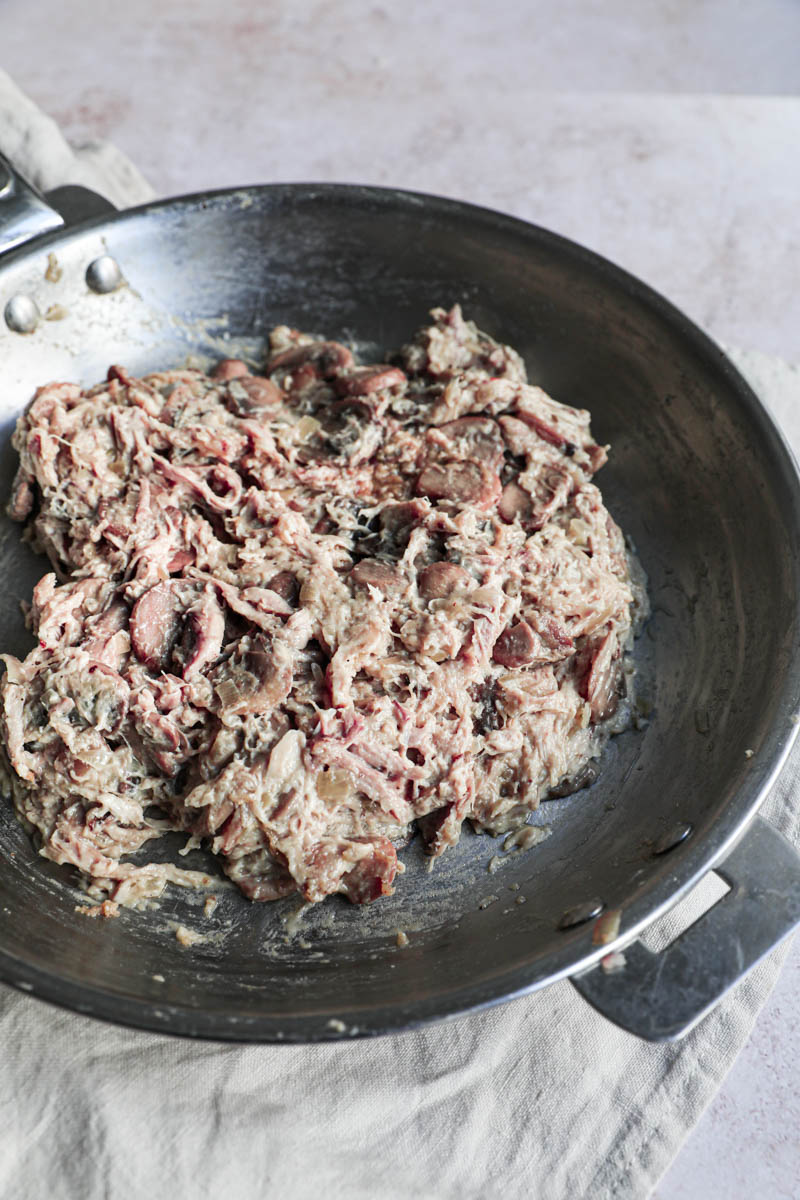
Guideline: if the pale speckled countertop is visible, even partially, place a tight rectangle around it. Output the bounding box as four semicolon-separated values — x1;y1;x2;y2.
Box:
2;2;800;1195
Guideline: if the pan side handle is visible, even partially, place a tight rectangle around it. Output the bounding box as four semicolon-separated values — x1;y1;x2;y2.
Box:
0;153;117;255
571;816;800;1041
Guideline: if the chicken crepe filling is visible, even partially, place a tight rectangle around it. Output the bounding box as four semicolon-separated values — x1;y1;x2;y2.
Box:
0;306;646;911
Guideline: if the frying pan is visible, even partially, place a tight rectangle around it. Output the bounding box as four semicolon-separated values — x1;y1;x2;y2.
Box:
1;155;800;1044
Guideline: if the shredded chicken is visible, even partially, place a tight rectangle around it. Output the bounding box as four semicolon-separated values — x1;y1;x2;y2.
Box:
0;305;647;910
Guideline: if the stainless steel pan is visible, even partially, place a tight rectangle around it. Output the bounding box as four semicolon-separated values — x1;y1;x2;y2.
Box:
1;155;800;1042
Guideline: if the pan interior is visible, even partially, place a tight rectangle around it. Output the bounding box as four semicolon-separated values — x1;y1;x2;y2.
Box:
0;186;798;1038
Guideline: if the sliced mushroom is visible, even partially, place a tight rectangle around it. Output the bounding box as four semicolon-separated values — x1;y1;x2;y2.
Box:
225;375;283;415
524;465;572;530
267;339;354;376
333;365;407;396
426;416;505;469
130;580;224;678
211;358;250;381
213;636;292;716
175;589;226;679
376;500;429;555
266;570;299;606
349;558;405;596
498;481;534;525
492;621;539;668
546;762;599;800
416;461;501;510
417;561;471;599
526;611;574;657
129;580;192;672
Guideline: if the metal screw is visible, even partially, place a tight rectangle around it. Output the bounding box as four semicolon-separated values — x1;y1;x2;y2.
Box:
86;255;123;293
4;294;39;334
558;897;604;929
653;821;693;856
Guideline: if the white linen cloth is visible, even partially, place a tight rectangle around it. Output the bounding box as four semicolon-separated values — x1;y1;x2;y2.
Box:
1;68;799;1200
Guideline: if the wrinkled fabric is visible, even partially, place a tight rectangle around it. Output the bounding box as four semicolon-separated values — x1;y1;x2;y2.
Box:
1;77;799;1200
0;68;154;207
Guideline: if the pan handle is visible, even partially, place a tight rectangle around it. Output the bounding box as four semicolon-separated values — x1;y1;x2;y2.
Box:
0;154;65;255
571;816;800;1041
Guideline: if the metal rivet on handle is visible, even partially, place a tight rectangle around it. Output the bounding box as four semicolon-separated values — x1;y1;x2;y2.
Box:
653;821;693;856
558;897;604;929
86;255;123;293
4;294;39;334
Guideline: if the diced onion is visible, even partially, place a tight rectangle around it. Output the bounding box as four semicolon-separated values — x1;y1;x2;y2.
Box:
316;768;354;802
295;416;321;441
215;679;244;709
